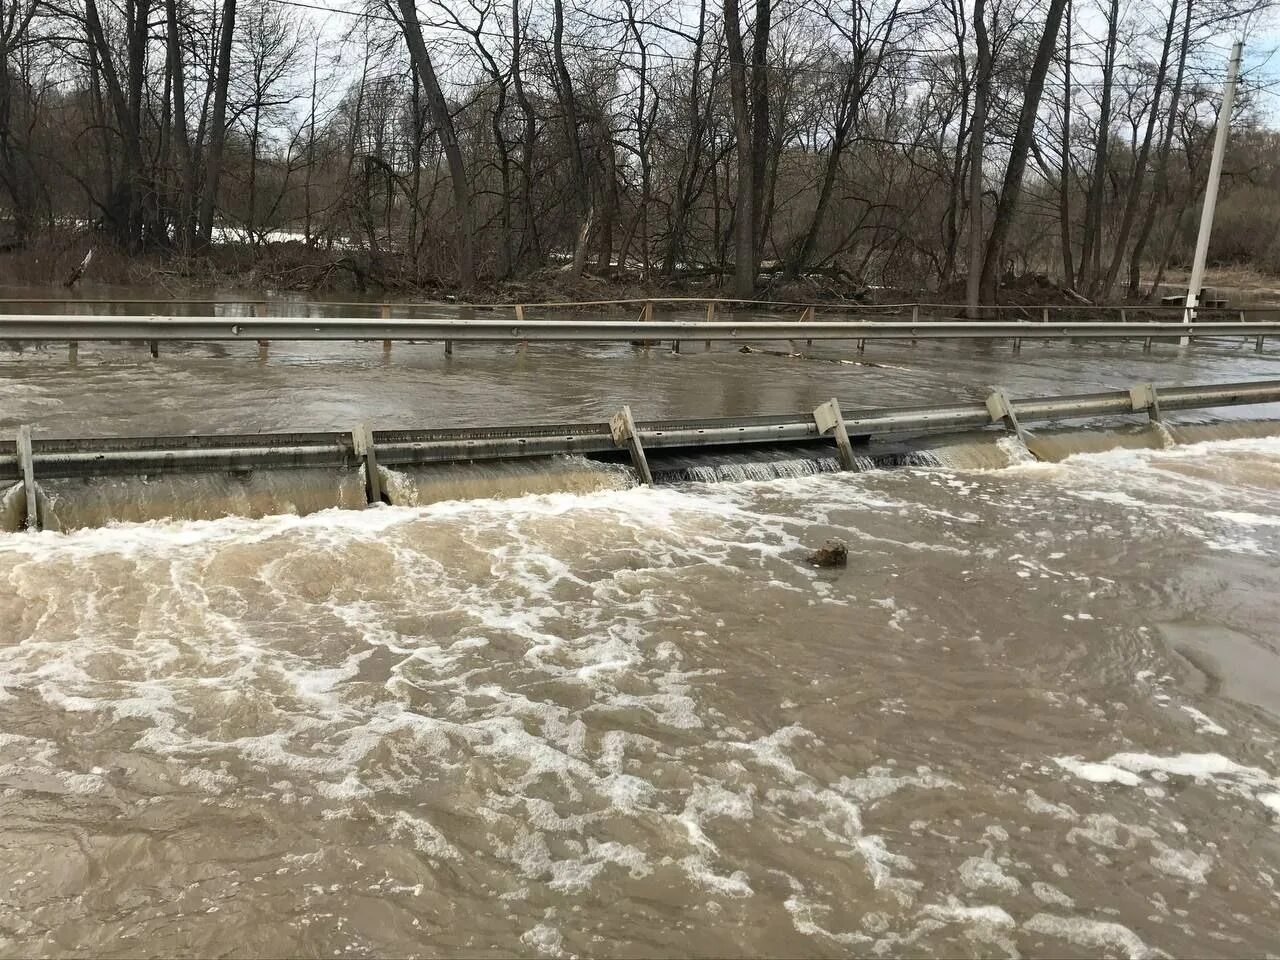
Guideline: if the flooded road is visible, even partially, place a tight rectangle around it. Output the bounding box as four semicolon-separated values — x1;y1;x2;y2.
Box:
2;441;1280;956
2;335;1280;437
2;301;1280;956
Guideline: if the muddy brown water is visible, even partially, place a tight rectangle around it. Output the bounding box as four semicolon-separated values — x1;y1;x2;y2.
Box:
2;309;1280;956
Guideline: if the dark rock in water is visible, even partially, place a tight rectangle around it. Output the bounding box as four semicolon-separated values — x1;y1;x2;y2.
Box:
807;539;848;568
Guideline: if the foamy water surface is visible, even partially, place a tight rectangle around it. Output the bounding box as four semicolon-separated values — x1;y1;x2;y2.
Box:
2;437;1280;956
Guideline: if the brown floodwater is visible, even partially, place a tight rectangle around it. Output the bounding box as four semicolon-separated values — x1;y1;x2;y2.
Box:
1;298;1280;957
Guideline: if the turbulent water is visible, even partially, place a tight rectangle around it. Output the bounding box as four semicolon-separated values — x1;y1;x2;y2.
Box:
2;435;1280;957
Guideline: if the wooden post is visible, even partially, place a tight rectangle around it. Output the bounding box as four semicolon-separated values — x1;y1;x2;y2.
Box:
1041;307;1050;324
515;304;525;322
381;304;392;354
705;301;714;350
641;301;654;323
149;339;159;358
352;421;383;505
609;405;653;485
16;425;38;531
911;304;918;345
800;305;814;323
68;341;78;364
1257;335;1265;353
813;398;856;470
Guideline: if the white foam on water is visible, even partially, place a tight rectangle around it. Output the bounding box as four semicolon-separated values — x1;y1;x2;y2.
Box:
1022;912;1165;960
1053;758;1142;786
679;855;753;898
958;855;1021;895
4;428;1280;955
1024;789;1079;821
519;923;565;958
1054;752;1280;817
1149;841;1213;884
918;898;1015;929
1178;705;1227;736
1031;880;1074;908
783;896;870;946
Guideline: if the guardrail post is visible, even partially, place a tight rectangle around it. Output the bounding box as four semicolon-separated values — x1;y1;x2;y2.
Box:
1257;335;1266;353
641;301;654;323
609;405;653;485
705;301;714;350
381;304;392;354
911;305;918;345
986;388;1028;444
68;340;78;364
515;304;525;322
352;421;383;505
813;398;856;470
16;425;39;531
149;339;158;358
1129;382;1162;422
253;301;269;358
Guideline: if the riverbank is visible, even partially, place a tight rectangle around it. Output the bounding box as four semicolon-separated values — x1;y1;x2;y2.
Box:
0;229;871;307
5;227;1273;309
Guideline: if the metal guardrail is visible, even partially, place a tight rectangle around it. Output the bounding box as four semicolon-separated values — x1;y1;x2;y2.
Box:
4;379;1278;507
0;295;1276;320
2;315;1280;346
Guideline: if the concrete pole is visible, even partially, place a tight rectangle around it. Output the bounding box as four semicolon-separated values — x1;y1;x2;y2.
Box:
1183;40;1243;345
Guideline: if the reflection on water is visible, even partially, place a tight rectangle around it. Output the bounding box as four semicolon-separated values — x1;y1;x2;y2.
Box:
1;438;1280;955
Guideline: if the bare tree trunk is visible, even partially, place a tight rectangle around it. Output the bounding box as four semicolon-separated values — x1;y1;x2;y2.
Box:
1076;0;1118;294
977;0;1068;304
724;0;755;297
511;0;540;270
164;0;192;252
662;0;709;275
304;38;318;246
197;0;236;249
552;0;591;276
1099;0;1177;298
393;0;475;289
84;0;148;249
748;0;772;269
964;0;989;317
1128;0;1192;297
1057;0;1074;287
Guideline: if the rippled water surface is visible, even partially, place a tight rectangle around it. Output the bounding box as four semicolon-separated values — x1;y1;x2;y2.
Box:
4;295;1280;955
3;437;1280;957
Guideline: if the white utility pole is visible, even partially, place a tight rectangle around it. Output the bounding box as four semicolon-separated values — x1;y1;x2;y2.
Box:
1182;39;1243;345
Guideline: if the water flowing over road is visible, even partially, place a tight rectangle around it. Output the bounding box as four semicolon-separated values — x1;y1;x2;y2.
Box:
2;323;1280;956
